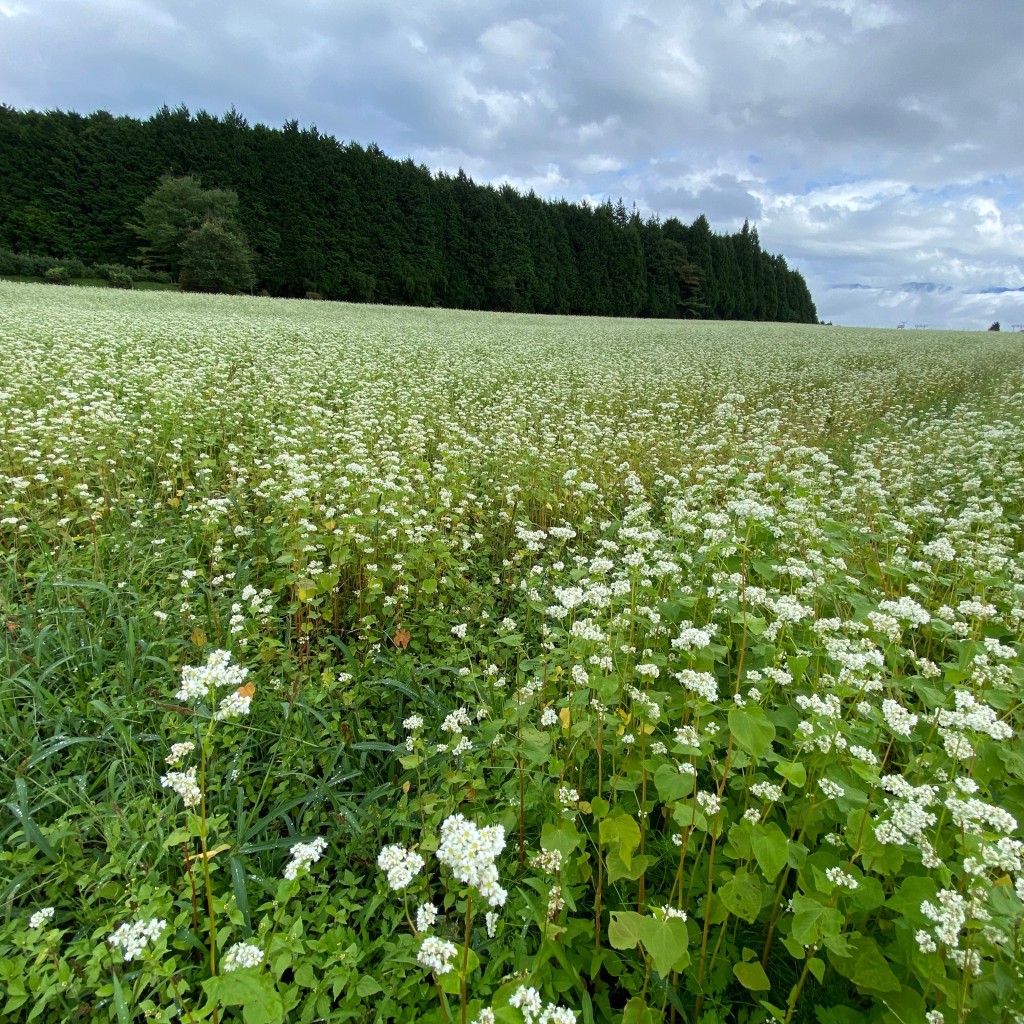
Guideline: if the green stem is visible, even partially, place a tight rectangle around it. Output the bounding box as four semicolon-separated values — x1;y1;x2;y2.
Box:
460;896;472;1024
783;946;816;1024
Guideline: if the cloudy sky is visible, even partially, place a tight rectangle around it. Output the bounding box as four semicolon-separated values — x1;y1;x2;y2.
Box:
2;0;1022;329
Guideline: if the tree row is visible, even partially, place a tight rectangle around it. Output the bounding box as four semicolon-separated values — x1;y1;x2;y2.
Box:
0;104;818;321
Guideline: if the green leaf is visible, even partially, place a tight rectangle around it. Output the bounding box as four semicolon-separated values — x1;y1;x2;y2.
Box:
606;849;652;883
203;972;285;1024
293;962;317;988
847;875;885;913
230;855;252;935
790;894;843;946
827;935;901;993
13;777;55;861
541;819;582;857
607;911;646;952
719;869;763;923
773;760;806;787
672;802;705;830
355;974;383;997
885;875;938;923
110;972;130;1024
654;763;694;803
788;655;810;684
750;822;790;882
733;960;771;991
728;708;776;758
622;996;657;1024
599;813;641;868
637;916;690;977
439;968;462;995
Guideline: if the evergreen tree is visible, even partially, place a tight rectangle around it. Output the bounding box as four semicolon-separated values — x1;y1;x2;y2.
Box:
0;104;820;322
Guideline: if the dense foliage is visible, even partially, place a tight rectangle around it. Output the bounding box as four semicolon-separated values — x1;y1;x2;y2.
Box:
130;175;255;294
2;284;1023;1024
0;104;817;320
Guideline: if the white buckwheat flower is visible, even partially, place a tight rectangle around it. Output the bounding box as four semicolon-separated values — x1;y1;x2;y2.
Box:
214;690;252;721
437;814;507;907
881;698;918;737
165;741;195;766
510;987;543;1023
818;778;845;800
415;902;437;932
660;904;687;921
530;848;563;874
539;1008;577;1024
557;786;580;808
108;918;166;961
824;866;859;890
284;837;327;880
176;649;248;702
161;766;201;808
29;907;55;929
417;935;459;974
222;941;263;972
377;844;425;891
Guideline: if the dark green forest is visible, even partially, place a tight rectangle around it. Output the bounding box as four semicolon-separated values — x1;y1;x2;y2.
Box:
0;104;817;321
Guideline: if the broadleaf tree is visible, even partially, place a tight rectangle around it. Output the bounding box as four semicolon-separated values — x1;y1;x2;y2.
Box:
130;174;255;291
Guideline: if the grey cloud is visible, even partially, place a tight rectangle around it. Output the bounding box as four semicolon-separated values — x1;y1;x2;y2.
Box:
1;0;1023;328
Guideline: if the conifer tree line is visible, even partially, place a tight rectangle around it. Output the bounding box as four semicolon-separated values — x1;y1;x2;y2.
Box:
0;104;818;321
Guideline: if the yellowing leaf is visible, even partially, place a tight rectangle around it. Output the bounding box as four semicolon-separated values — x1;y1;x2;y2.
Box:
186;843;230;864
559;707;571;730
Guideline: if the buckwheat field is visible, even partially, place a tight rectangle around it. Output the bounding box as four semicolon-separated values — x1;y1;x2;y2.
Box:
2;280;1023;1024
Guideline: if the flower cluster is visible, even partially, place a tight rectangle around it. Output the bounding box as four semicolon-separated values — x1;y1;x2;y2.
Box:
222;941;264;972
108;918;166;961
437;814;507;907
415;901;437;932
530;848;563;874
174;649;253;722
509;986;577;1024
417;935;459;974
283;836;327;880
160;766;201;808
176;649;248;702
165;741;195;766
29;907;55;929
377;844;425;891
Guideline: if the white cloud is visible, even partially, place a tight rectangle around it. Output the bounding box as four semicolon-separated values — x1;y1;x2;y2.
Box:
0;0;1022;328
